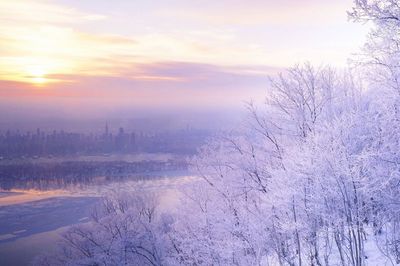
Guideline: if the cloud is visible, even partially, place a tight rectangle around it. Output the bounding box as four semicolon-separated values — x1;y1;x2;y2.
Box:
0;0;368;89
154;0;351;27
0;0;371;125
0;61;277;110
0;2;274;85
0;1;106;25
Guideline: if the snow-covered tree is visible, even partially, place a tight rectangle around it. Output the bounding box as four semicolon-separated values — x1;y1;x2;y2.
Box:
169;64;369;265
349;0;400;94
33;191;169;266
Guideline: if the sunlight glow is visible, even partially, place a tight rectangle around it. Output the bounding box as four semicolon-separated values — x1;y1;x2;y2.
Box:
28;66;47;85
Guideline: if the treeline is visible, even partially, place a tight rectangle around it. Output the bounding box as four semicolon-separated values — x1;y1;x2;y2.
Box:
0;159;187;190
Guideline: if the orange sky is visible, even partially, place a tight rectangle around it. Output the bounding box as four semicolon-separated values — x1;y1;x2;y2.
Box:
0;0;369;112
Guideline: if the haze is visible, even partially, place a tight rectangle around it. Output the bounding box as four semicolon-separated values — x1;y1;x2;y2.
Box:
0;0;368;131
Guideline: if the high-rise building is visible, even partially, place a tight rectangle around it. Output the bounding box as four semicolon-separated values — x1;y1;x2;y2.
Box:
105;122;109;137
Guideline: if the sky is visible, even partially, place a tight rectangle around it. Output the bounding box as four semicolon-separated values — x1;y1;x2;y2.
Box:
0;0;369;128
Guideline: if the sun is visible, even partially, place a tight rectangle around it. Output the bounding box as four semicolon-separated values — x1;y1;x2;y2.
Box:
32;76;46;85
28;67;48;85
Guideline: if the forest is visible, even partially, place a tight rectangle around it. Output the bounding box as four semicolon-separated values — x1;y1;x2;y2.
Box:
34;1;400;265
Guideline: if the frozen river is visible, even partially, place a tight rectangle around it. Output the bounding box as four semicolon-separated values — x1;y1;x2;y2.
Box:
0;196;98;265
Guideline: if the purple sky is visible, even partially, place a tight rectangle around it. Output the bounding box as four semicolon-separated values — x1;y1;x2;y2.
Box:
0;0;369;123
